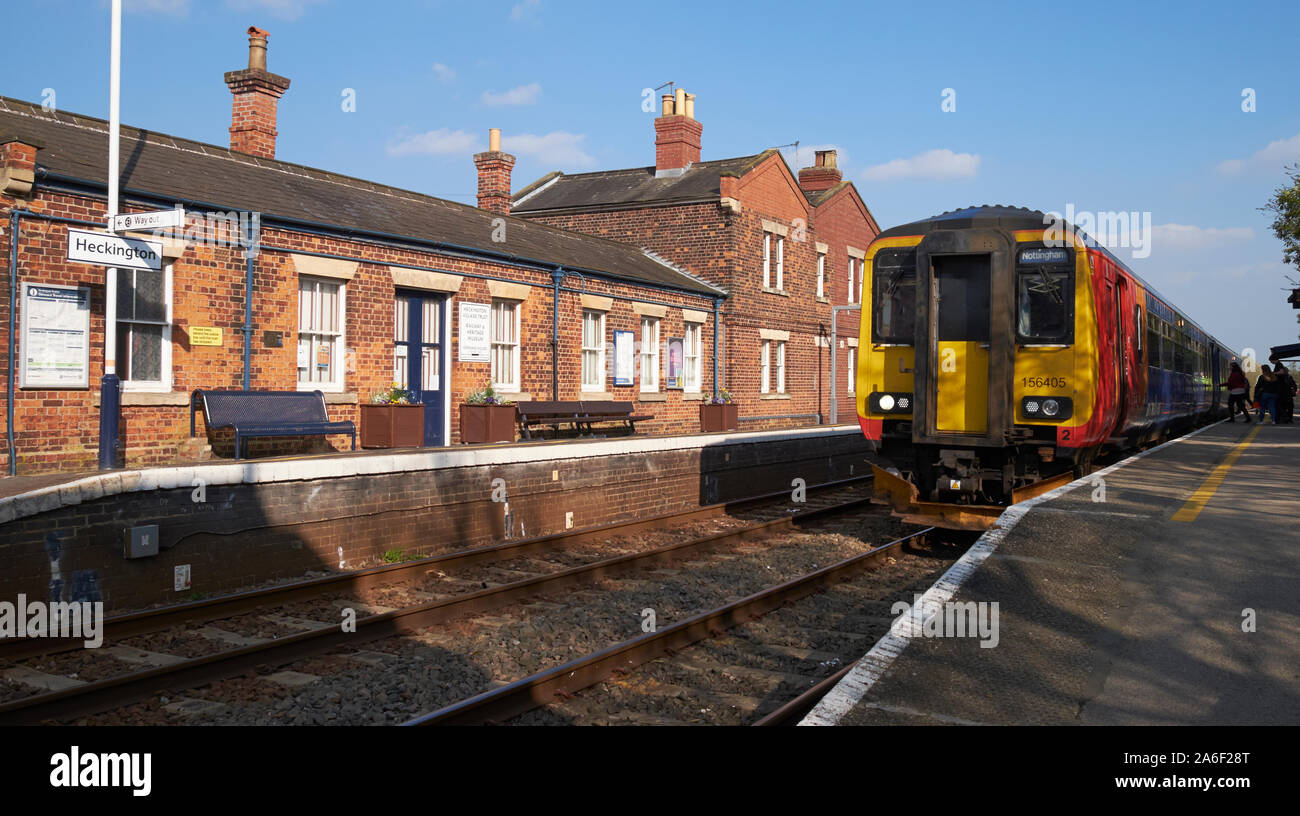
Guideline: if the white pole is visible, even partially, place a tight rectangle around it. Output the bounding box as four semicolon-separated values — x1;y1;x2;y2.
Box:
105;0;121;375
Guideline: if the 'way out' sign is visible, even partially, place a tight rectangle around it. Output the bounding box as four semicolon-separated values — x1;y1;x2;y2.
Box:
66;228;163;271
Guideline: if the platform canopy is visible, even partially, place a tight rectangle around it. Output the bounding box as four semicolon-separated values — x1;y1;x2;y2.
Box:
1269;342;1300;361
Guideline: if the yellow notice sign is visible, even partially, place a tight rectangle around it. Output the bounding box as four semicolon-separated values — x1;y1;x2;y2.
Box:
190;326;223;346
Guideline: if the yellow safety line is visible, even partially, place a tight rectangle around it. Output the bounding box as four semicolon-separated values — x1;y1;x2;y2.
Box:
1170;424;1261;522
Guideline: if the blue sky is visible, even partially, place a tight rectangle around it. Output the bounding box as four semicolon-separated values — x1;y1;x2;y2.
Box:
6;0;1300;354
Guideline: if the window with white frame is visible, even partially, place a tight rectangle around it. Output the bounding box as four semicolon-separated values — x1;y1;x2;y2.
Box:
491;298;520;391
639;316;660;391
763;233;772;288
847;348;856;394
847;257;858;303
297;276;344;391
817;252;826;298
775;235;784;290
116;264;172;390
581;309;605;391
683;322;701;392
760;340;771;394
776;340;786;393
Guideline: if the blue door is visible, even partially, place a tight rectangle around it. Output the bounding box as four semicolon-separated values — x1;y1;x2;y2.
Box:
394;291;445;446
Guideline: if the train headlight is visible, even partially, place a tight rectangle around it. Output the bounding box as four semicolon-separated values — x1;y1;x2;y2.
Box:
869;392;913;415
1021;396;1073;421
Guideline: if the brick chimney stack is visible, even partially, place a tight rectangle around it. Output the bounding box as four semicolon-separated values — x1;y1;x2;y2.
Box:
654;87;702;176
474;128;516;215
224;26;291;159
0;138;39;198
798;150;842;193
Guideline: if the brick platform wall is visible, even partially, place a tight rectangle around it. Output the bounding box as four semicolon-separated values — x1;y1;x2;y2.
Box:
0;432;874;612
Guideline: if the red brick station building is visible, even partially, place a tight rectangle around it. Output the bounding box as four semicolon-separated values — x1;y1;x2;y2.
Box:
0;29;880;476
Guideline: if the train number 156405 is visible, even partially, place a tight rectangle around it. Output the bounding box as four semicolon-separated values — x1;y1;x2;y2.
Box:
1022;377;1067;389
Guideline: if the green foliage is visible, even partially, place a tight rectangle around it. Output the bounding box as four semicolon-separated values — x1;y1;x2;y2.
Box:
1262;164;1300;271
465;385;514;406
370;382;416;405
382;548;405;563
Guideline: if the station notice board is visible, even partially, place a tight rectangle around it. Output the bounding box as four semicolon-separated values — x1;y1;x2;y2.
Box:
21;283;91;389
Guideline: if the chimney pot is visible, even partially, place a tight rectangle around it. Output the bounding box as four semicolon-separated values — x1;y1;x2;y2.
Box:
661;94;674;116
684;93;695;119
489;127;501;152
674;88;686;117
247;26;269;71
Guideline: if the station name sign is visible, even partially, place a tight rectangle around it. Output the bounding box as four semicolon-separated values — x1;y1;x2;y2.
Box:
67;228;163;271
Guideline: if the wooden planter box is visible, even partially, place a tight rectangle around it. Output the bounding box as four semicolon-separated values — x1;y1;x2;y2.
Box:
360;403;424;449
460;404;516;444
700;403;739;432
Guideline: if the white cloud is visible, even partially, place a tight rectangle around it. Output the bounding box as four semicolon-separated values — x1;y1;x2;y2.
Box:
481;83;541;107
509;0;541;23
432;63;456;84
1150;223;1254;250
503;132;595;168
123;0;190;14
861;148;980;182
1216;134;1300;175
387;129;484;157
222;0;324;21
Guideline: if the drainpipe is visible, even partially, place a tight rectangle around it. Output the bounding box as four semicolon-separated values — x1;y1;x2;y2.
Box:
712;296;721;400
6;210;17;475
551;268;563;400
243;212;260;390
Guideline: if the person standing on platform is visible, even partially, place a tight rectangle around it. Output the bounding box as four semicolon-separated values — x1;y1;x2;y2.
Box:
1221;362;1251;422
1254;368;1279;424
1274;362;1296;424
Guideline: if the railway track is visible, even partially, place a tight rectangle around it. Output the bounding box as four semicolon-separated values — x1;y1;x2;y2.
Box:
0;476;881;724
405;524;952;726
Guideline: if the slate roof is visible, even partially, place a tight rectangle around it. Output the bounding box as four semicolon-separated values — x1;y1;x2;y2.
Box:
511;152;769;213
0;96;723;296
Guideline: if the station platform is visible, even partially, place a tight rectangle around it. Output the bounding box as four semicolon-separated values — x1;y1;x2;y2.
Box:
804;418;1300;726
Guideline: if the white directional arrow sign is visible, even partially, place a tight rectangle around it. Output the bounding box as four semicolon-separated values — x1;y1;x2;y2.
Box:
108;206;185;233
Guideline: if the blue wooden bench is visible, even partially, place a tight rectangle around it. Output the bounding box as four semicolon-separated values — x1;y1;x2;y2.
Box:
191;389;356;460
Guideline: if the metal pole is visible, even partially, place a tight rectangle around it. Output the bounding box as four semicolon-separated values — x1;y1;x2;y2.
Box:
7;210;17;475
97;0;122;469
243;212;259;390
712;296;721;400
829;304;861;425
551;269;562;400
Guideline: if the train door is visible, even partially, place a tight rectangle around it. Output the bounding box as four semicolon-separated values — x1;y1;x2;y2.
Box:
931;254;990;433
1114;276;1131;428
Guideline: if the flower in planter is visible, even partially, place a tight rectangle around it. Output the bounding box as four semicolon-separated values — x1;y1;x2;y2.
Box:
707;388;734;405
465;385;515;407
370;382;418;405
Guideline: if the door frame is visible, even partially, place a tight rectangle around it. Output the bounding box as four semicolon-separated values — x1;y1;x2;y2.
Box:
395;288;451;448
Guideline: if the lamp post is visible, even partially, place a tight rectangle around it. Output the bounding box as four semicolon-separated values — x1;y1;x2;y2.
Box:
96;0;122;470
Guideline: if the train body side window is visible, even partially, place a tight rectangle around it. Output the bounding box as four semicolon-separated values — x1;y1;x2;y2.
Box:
1146;313;1161;368
872;250;917;344
1015;247;1074;343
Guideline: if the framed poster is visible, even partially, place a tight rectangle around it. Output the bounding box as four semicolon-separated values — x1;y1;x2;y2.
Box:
613;330;634;386
20;283;91;389
458;301;491;363
666;336;684;389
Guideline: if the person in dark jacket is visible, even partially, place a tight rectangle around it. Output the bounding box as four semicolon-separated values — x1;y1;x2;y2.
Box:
1255;368;1279;424
1274;362;1296;424
1221;362;1250;422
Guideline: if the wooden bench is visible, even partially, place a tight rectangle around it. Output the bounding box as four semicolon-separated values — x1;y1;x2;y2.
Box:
515;400;654;439
191;389;356;460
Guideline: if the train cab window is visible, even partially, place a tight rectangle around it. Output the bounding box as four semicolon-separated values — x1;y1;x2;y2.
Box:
871;250;917;344
1015;247;1073;343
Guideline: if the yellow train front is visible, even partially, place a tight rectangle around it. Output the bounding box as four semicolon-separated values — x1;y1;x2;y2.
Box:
857;206;1230;529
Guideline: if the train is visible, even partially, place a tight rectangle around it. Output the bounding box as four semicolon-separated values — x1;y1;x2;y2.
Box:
855;205;1234;528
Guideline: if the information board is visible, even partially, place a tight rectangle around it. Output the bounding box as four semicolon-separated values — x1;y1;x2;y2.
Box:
458;302;491;362
613;330;634;386
21;283;91;388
